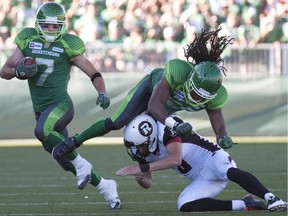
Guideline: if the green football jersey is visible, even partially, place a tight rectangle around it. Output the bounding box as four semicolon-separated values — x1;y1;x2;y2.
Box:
15;27;85;112
149;59;228;114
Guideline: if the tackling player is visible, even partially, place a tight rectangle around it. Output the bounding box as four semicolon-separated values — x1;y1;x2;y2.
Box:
53;28;235;158
116;114;288;212
0;2;120;209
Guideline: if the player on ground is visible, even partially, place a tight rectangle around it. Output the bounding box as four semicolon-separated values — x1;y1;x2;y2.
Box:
116;114;288;212
53;28;235;159
0;2;120;209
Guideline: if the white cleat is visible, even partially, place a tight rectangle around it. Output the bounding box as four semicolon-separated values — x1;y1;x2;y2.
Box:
76;159;92;190
97;179;121;209
267;196;288;212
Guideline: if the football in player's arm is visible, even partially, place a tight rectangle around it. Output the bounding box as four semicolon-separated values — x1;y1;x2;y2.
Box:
0;2;120;209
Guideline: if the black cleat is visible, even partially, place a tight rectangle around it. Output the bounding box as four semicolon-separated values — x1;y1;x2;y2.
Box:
52;137;79;159
242;194;266;211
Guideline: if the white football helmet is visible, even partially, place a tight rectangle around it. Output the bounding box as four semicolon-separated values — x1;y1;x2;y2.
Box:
124;114;158;159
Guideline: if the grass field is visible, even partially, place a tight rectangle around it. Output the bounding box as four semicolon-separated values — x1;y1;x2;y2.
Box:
0;142;287;216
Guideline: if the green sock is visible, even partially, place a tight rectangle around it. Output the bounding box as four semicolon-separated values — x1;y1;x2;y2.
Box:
75;119;110;144
90;171;102;187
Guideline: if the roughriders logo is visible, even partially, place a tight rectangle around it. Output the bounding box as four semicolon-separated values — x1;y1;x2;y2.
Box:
138;121;153;137
167;126;178;137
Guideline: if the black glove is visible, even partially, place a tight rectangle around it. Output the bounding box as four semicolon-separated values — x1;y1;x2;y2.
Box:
15;57;37;80
173;122;193;135
96;93;110;109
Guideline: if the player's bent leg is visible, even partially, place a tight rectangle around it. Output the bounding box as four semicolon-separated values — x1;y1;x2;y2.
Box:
227;167;270;198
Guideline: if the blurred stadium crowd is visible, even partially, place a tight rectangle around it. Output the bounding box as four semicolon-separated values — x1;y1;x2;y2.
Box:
0;0;287;72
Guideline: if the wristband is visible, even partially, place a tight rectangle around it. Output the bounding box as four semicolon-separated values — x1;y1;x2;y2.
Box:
139;163;150;172
98;92;107;95
91;73;102;82
165;117;177;129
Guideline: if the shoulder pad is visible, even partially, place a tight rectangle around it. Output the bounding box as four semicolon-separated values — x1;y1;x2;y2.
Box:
16;28;38;40
61;33;86;57
165;59;194;87
15;28;38;50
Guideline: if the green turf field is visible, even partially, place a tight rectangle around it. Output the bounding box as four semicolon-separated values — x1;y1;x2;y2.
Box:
0;143;287;216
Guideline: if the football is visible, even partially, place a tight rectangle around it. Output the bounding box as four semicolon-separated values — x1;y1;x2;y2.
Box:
23;57;36;65
15;57;38;80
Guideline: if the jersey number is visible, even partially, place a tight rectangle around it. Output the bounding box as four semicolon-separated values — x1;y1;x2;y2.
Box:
177;159;192;174
35;58;54;86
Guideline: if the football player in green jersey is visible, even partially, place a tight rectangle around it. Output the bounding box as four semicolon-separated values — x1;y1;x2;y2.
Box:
0;2;120;209
52;28;235;159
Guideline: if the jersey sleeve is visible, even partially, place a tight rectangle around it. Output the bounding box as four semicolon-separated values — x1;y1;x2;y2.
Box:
206;85;228;109
159;121;182;146
14;28;38;50
61;34;86;58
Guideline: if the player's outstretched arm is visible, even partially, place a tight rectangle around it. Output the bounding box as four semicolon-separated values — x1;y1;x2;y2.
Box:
148;74;170;124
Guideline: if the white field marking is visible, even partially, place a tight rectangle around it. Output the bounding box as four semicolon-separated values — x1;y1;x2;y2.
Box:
0;177;286;189
0;188;283;198
0;213;160;216
0;136;287;147
0;171;286;182
0;201;175;206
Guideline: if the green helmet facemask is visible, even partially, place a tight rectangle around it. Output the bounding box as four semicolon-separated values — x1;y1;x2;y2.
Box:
35;2;66;42
184;61;222;105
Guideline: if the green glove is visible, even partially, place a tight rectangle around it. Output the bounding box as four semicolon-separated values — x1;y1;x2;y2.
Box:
173;122;193;135
96;93;110;109
15;57;37;80
218;136;234;149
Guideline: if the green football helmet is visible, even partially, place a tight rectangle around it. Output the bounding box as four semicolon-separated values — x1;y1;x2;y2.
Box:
183;61;222;105
35;2;66;42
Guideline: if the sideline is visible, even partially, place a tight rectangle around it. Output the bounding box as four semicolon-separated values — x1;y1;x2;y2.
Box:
0;136;287;147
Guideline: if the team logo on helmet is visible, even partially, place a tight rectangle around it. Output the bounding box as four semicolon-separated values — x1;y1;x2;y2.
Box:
124;114;158;160
138;121;153;137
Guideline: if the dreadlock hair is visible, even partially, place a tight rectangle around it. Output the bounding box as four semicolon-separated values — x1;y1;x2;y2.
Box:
184;28;234;75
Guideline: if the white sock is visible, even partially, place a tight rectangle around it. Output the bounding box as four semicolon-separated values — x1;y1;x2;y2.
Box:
96;178;105;190
71;154;83;169
232;200;246;211
264;193;275;201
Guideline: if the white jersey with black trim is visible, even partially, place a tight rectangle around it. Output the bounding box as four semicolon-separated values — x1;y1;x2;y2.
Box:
143;122;223;180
